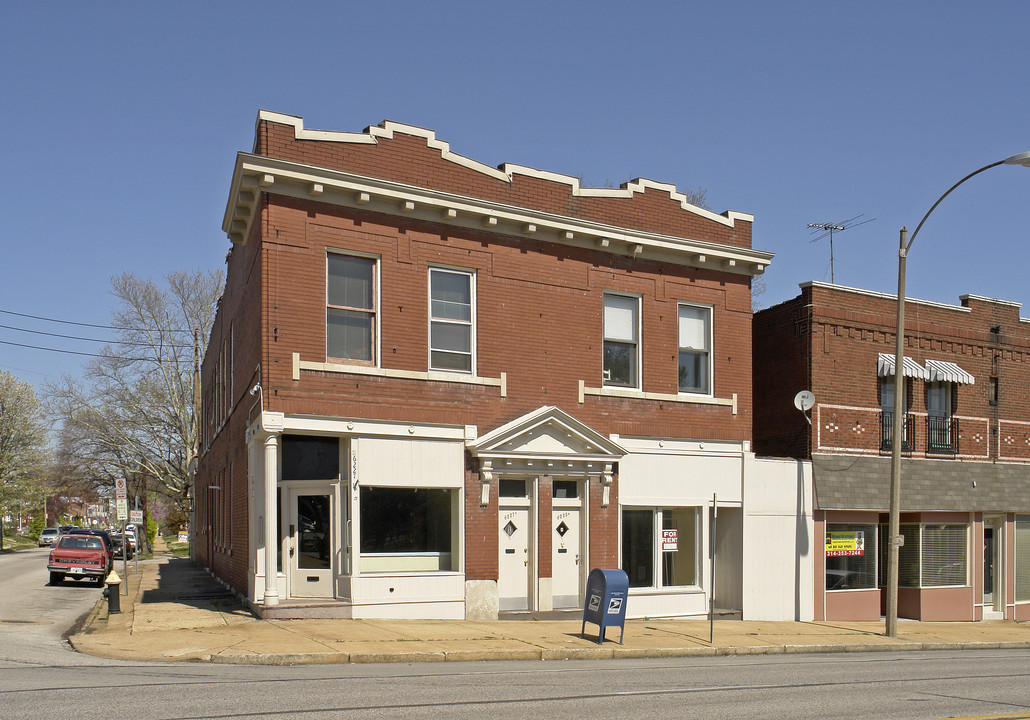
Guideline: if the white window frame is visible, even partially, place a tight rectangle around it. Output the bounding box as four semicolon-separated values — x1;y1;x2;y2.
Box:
603;292;641;390
621;506;700;590
326;250;380;366
428;266;476;374
677;302;712;396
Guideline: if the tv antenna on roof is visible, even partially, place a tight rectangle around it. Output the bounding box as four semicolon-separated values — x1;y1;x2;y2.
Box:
807;214;875;284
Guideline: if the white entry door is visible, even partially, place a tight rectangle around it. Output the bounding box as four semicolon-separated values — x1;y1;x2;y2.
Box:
552;480;583;608
498;503;532;611
288;488;334;598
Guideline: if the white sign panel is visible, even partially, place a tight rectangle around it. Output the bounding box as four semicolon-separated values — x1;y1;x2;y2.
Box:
116;498;128;521
130;510;143;525
114;478;127;499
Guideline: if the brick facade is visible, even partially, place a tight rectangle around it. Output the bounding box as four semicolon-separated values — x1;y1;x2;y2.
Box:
196;112;769;619
755;282;1030;462
755;282;1030;622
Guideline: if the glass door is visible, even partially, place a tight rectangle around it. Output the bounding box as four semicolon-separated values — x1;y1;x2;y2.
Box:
289;489;334;598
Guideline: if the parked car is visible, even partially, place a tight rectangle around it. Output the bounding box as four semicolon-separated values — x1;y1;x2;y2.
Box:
48;535;109;586
65;528;114;571
59;525;79;534
110;532;135;559
38;528;60;547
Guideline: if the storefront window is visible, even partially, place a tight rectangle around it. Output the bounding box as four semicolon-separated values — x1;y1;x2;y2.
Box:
623;509;653;588
899;524;920;588
1017;516;1030;603
878;522;967;588
359;487;454;572
921;524;968;587
825;524;877;590
622;507;698;589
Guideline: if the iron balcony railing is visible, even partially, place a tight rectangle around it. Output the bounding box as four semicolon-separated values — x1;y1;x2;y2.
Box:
926;415;959;454
880;411;915;452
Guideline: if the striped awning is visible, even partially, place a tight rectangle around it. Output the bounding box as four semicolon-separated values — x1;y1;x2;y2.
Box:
877;353;929;379
925;359;975;385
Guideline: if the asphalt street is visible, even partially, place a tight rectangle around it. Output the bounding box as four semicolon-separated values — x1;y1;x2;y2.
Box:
0;546;117;667
3;548;1030;719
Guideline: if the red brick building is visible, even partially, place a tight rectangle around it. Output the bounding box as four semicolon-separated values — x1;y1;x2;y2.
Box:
755;281;1030;622
195;111;800;620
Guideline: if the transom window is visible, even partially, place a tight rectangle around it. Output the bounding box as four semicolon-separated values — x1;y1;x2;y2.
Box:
603;293;640;388
429;268;474;373
678;304;711;394
327;254;376;363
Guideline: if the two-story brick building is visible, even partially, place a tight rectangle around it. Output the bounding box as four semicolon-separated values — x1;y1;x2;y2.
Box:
195;111;811;621
755;281;1030;622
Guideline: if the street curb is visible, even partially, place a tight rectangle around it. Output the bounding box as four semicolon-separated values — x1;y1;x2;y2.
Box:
197;640;1030;666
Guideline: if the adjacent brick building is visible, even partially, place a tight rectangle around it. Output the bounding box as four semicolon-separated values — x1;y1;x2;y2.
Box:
755;281;1030;622
195;111;807;621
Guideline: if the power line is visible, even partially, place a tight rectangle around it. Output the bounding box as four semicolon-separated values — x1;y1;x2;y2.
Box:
0;307;192;334
0;322;192;349
0;338;150;361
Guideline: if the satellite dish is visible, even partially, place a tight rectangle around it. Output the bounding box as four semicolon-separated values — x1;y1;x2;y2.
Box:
794;390;815;426
793;390;815;412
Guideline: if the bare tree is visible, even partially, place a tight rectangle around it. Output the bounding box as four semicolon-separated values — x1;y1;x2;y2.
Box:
47;270;223;524
0;370;49;548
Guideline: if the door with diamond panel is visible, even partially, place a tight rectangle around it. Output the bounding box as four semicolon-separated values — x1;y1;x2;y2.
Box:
498;499;531;611
552;479;583;608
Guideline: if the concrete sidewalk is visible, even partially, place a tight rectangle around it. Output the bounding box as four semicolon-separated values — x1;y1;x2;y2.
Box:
69;541;1030;665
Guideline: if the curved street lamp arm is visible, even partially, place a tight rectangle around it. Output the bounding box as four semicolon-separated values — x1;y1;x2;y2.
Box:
906;160;1005;253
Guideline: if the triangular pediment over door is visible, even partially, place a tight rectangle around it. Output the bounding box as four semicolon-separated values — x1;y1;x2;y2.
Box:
467;405;625;478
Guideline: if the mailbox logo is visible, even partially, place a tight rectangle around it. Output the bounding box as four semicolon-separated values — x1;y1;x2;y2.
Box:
607;598;622;614
588;594;601;612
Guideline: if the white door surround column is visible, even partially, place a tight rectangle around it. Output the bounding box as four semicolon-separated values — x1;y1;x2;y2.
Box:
261;411;284;607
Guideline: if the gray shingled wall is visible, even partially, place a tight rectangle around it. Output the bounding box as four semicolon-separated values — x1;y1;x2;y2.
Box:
812;453;1030;512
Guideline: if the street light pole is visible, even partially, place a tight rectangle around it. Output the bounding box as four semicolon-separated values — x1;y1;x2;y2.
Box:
885;151;1030;638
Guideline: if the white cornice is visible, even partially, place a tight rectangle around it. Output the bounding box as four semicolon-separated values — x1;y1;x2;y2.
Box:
257;111;753;228
223;152;773;277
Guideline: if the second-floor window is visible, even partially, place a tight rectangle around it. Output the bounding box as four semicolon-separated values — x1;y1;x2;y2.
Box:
327;253;376;363
429;267;474;373
880;376;902;413
926;381;952;420
678;304;711;394
603;293;640;388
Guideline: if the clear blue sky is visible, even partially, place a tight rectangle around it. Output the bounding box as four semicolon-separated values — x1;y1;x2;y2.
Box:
2;2;1029;386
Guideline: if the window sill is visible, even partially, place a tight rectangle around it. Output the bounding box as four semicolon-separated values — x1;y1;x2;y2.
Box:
628;586;704;596
579;380;736;414
293;353;506;395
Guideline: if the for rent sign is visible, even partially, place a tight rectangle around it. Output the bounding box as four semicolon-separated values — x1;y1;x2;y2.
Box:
826;530;865;556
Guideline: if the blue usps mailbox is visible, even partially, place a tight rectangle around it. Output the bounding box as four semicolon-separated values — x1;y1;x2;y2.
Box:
581;568;629;644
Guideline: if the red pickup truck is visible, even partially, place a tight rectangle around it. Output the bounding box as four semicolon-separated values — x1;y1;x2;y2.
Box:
48;535;109;586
